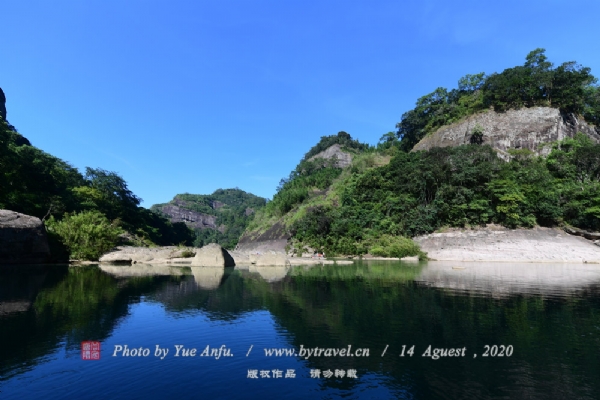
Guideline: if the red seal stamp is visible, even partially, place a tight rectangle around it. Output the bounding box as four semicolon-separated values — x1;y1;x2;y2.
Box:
81;341;101;360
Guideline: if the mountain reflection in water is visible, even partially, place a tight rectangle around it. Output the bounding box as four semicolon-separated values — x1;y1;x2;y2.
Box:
1;261;600;399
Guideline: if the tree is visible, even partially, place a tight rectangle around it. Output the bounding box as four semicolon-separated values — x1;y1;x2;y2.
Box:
45;210;123;260
84;167;141;221
377;131;399;150
524;48;554;105
458;73;486;92
469;124;484;145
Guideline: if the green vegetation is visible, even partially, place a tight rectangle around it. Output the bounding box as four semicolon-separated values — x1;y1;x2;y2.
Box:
300;130;371;161
152;188;267;249
4;48;599;261
396;49;600;151
45;211;123;261
244;49;600;258
248;132;426;257
267;131;372;218
0;117;195;260
248;131;600;258
292;134;599;253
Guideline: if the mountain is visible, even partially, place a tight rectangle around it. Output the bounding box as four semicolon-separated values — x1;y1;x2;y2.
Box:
0;87;6;121
412;106;599;159
151;188;267;249
238;50;600;258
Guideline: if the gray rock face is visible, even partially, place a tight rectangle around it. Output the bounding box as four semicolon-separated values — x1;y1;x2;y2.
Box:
99;246;195;265
414;225;600;263
236;221;290;253
412;107;600;158
308;144;353;168
0;87;6;121
191;243;235;267
249;252;290;267
0;210;50;264
211;200;224;209
159;202;217;230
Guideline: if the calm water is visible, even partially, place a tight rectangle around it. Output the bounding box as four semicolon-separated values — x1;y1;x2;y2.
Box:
1;260;600;399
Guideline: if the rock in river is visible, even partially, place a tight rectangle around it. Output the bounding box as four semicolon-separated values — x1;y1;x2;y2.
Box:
191;243;235;267
0;210;50;264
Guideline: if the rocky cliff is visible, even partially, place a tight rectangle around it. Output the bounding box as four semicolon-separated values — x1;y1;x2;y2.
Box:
236;221;291;253
412;107;600;158
158;198;218;230
0;87;6;121
0;210;50;264
151;188;267;248
307;143;353;168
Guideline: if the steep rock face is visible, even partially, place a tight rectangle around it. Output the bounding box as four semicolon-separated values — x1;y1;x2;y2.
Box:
308;144;353;167
0;210;50;264
413;107;600;157
0;87;6;121
236;221;290;253
159;199;217;230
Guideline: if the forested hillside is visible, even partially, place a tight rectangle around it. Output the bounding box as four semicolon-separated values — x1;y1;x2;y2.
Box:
397;48;600;151
0;115;194;260
151;189;266;249
4;49;599;261
243;50;600;258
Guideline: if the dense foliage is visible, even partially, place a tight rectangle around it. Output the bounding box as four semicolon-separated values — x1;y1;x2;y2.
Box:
290;134;600;256
152;188;267;249
45;211;123;261
301;131;371;162
264;132;372;218
0;117;195;259
0;120;84;217
396;49;600;151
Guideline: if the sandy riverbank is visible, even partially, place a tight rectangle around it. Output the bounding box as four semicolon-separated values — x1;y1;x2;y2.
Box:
413;225;600;263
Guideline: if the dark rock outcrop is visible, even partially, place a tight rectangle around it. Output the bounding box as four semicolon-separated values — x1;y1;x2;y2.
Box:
236;221;290;253
0;87;6;121
159;199;217;230
412;107;600;158
563;226;600;241
0;210;50;264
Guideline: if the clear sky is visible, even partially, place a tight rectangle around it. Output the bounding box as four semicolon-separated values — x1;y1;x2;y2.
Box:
2;0;599;207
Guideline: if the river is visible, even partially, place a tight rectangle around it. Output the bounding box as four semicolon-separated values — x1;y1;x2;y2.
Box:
1;260;600;399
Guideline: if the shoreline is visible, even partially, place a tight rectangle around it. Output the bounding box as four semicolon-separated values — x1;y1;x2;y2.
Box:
413;225;600;264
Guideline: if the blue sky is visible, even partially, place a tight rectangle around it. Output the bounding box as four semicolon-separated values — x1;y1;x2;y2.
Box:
2;0;599;207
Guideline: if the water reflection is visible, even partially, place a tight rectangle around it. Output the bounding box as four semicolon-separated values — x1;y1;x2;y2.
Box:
189;266;225;289
415;261;600;297
248;265;290;282
99;264;186;277
2;261;600;399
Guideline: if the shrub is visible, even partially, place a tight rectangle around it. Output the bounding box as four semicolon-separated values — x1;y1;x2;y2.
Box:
368;235;422;258
45;210;122;261
180;250;196;258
